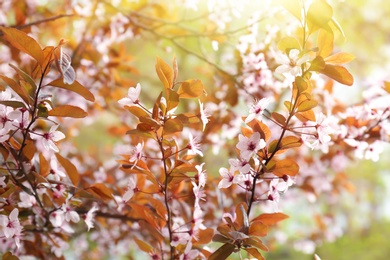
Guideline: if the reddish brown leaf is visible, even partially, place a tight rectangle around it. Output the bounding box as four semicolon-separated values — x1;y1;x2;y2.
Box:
55;153;79;186
48;105;88;118
208;243;235;260
85;183;114;201
251;212;289;226
39;153;50;177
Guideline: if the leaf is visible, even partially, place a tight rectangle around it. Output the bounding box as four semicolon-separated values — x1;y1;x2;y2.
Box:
280;136;302;150
48;105;88;118
208;243;235;260
2;251;19;260
0;75;31;105
23;139;36;161
9;64;37;98
247;119;272;142
156;56;173;90
308;56;326;72
271;112;286;125
39;153;50;177
1;27;44;66
177;79;204;99
273;158;299;177
317;29;334;58
307;0;333;32
296;109;316;122
324;52;355;65
195;228;214;245
134;238;152;254
244;248;266;260
125;106;150;119
319;64;354;86
55;153;79;186
245;237;269;252
163;118;183;134
297;99;318;112
46;79;95;101
0;100;26;109
251;212;289;226
295;76;308;94
85;183;114;201
166;88;179;112
277;36;301;52
284;100;292;112
248;221;268;237
384;81;390;93
279;0;302;21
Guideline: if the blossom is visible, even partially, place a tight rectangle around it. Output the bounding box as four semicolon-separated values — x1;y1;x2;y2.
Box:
194;162;207;188
84;204;99;231
122;177;137;203
180;242;199;260
129;142;144;168
364;141;384;162
18;192;37;208
187;133;203;157
31;125;66;153
0;176;6;188
171;222;191;247
61;200;80;223
236;132;266;160
192;182;206;210
49;156;67;181
0;208;22;238
218;167;237;189
275;49;310;81
245;98;271;123
199;100;210;131
118;83;141;106
228;158;250;174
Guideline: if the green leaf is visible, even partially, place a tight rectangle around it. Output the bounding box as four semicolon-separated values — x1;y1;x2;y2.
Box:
48;105;88;118
279;0;302;22
307;0;333;33
0;100;26;109
46;79;95;102
244;248;266;260
277;36;301;52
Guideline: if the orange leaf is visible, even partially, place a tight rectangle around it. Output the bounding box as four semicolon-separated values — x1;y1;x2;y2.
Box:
134;238;153;254
248;221;268;237
156;56;173;90
177;79;204;99
46;79;95;101
273;158;299;177
163;118;183;134
296;109;316;122
297;99;318;112
320;64;354;86
317;29;334;58
23;139;36;161
271;112;286;125
55;153;79;186
251;212;289;226
39;153;50;177
48;105;88;118
324;52;355;65
85;183;114;201
1;27;44;66
194;228;214;245
0;75;31;105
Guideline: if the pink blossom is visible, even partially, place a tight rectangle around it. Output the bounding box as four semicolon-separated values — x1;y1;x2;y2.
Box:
218;167;237;189
229;157;251;174
187;133;203;157
0;208;22;238
61;200;80;223
194;162;207;188
118;83;141;106
31;125;66;153
122;177;137;203
0;176;6;188
245;98;271;123
171;222;191;247
58;47;76;84
236;132;266;160
199;100;210;131
84;204;99;231
129;142;144;168
275;49;310;81
180;242;199;260
18;192;37;208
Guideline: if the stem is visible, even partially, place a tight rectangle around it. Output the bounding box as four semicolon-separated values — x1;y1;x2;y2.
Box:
246;90;299;217
157;133;175;259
